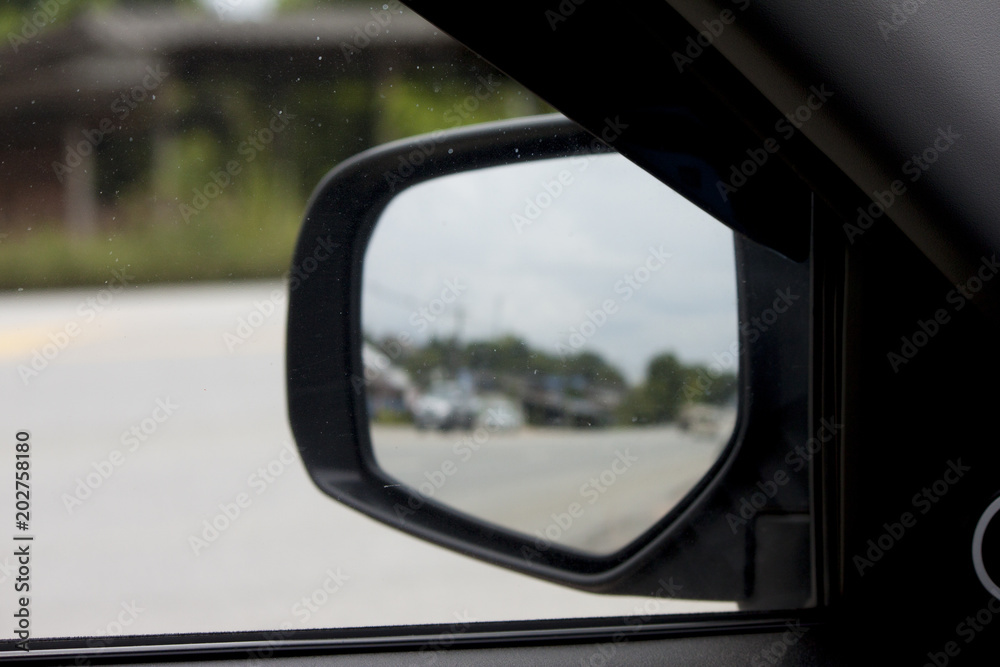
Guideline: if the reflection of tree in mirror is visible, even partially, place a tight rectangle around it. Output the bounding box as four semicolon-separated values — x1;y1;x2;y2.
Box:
617;353;737;427
364;332;737;432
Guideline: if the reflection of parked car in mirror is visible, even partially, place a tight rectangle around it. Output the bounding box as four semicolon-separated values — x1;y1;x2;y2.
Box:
474;393;525;431
412;380;481;431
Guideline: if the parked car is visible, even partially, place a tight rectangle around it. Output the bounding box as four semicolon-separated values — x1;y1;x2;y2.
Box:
411;380;480;431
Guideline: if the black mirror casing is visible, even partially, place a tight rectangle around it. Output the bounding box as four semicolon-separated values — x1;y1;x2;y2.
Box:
286;114;816;608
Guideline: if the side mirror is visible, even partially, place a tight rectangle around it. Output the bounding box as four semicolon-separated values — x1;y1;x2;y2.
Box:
287;115;813;608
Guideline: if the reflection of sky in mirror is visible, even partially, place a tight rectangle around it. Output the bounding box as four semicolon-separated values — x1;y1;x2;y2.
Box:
362;153;737;383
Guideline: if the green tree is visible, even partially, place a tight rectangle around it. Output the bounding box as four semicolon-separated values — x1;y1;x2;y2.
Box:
618;352;687;425
461;336;625;387
681;364;738;405
398;337;459;388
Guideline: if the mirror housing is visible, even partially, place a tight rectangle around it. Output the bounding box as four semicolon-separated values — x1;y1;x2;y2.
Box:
286;115;813;607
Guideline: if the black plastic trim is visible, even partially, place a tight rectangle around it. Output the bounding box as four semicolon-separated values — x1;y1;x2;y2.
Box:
0;611;824;663
286;114;813;604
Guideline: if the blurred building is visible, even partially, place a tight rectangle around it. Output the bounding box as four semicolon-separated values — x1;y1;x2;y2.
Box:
518;374;624;428
0;6;464;236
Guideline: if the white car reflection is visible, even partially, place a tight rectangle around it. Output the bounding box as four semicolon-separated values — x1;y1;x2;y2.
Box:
412;380;481;431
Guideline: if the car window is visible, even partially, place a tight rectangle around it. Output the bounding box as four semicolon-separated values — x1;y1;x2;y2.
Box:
0;0;745;647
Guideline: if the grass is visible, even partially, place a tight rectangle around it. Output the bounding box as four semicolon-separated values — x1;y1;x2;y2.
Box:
0;204;304;291
0;172;306;290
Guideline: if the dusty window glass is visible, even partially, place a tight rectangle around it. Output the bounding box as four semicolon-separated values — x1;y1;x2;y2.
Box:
0;0;736;643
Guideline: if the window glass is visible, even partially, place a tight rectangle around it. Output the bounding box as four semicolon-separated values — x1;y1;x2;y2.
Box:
0;0;737;642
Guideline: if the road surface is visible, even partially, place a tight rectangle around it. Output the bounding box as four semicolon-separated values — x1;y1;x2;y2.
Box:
0;280;735;641
374;424;728;554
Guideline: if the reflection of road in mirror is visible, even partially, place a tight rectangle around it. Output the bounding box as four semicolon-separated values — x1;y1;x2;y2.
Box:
372;420;734;555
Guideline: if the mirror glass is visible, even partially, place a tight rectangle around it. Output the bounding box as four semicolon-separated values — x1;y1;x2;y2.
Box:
361;152;738;555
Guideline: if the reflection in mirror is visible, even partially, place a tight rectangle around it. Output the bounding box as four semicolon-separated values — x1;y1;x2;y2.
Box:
361;152;738;555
